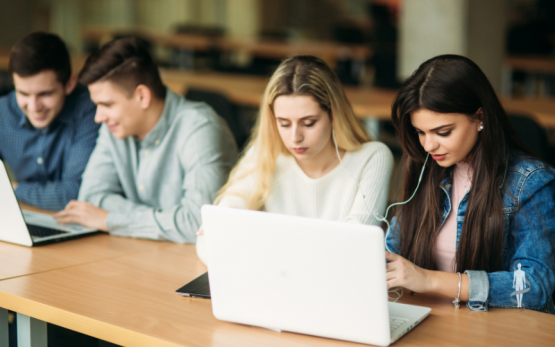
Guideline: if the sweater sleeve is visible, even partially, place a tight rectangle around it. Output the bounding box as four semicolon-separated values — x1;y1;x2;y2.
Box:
196;148;257;264
342;141;394;225
214;147;258;209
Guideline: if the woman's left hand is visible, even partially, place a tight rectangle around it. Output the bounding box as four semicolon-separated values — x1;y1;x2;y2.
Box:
386;251;434;293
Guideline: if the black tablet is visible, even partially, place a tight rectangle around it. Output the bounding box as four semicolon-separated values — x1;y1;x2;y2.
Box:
175;272;211;298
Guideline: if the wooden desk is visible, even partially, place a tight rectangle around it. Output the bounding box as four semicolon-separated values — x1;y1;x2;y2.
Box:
83;27;372;69
0;205;176;345
218;39;371;68
1;51;553;129
504;56;555;96
0;243;553;346
0;205;172;281
505;56;555;75
501;97;555;128
160;69;268;106
82;27;215;52
161;69;555;129
0;235;171;282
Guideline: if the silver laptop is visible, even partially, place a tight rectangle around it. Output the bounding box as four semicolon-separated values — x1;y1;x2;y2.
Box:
201;205;431;346
0;160;98;246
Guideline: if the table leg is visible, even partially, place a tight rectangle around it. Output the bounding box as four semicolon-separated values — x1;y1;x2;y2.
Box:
0;308;8;347
16;313;46;347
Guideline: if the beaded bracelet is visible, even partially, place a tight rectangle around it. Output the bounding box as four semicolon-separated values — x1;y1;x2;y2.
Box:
453;272;461;309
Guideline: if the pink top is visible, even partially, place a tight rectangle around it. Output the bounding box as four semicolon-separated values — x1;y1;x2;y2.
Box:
433;161;472;272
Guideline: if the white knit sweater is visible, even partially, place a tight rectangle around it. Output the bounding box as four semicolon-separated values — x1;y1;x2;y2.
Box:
197;141;393;263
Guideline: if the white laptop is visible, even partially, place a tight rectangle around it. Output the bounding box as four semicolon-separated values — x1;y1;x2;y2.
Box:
201;205;431;346
0;160;98;246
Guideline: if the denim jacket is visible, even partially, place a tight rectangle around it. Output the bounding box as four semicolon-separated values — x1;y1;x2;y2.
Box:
386;155;555;313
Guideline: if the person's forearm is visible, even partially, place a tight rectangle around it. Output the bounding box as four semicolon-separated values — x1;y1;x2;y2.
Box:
427;270;470;302
106;203;198;244
90;192;147;214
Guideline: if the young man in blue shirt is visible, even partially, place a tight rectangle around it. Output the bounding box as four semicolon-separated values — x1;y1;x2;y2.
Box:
0;32;99;211
2;32;103;347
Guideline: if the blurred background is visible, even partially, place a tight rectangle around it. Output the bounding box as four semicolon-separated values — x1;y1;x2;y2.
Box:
0;0;553;92
1;0;554;196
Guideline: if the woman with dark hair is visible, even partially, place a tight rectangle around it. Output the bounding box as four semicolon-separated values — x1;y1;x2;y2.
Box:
385;54;555;313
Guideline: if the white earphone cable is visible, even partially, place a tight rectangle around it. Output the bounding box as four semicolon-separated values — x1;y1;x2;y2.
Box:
332;130;430;302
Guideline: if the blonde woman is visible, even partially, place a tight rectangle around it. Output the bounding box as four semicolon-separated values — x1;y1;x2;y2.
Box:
197;55;393;263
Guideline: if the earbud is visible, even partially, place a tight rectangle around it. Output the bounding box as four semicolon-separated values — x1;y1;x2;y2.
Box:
376;153;429;303
479;125;484;131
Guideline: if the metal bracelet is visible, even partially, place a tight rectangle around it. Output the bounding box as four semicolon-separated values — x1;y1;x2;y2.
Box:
453;272;461;309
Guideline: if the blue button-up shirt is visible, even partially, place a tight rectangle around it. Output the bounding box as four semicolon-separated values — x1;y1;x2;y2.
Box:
0;84;99;211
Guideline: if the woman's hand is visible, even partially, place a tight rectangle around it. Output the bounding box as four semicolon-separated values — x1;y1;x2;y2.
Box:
386;251;434;293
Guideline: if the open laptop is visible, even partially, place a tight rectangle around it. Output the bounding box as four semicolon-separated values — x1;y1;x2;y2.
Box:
0;160;98;246
195;205;431;346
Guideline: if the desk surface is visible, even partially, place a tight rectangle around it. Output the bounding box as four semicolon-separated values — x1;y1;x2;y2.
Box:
0;205;171;281
0;243;553;347
0;234;171;282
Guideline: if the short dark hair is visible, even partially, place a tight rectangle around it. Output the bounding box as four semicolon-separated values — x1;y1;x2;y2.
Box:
79;37;166;100
9;32;71;85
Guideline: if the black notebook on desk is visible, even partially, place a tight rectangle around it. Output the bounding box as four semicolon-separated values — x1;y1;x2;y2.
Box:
176;272;211;298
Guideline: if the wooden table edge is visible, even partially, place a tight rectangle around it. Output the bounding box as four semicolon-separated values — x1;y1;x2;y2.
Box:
0;290;185;347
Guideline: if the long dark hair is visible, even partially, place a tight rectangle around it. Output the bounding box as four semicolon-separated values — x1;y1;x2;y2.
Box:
391;55;532;272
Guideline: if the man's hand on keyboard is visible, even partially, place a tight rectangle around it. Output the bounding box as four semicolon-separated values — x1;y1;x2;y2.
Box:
53;200;109;232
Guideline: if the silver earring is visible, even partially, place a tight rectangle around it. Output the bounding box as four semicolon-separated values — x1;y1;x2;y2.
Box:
479;125;484;131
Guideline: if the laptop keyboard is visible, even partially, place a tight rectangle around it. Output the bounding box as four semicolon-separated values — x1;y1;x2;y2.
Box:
390;317;408;332
27;224;68;239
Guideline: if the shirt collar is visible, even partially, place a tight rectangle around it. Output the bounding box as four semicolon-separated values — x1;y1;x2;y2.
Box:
439;168;454;190
17;111;30;128
141;88;174;147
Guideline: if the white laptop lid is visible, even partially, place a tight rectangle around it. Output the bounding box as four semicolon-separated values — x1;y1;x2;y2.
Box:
0;160;96;247
0;160;33;246
202;205;391;346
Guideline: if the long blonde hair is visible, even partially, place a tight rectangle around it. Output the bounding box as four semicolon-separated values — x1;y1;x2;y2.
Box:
216;55;370;210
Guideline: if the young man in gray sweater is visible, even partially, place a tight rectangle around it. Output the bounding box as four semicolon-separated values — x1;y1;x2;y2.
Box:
54;37;237;243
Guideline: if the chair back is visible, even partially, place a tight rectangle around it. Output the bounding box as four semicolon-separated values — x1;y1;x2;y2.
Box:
508;113;551;162
185;89;248;149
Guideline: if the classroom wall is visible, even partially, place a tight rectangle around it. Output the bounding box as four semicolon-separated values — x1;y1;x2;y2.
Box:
399;0;508;92
41;0;256;49
136;0;196;31
467;0;507;93
0;0;33;47
399;0;468;77
226;0;259;40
